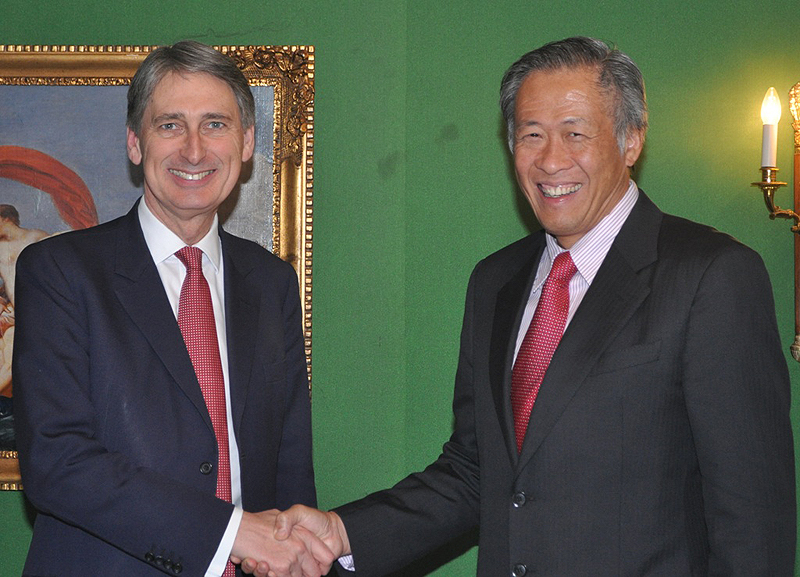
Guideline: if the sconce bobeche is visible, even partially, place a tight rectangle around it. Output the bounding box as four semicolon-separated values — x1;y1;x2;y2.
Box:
751;81;800;360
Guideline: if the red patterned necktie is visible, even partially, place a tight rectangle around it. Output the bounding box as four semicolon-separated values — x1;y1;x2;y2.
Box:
175;247;235;576
511;251;577;453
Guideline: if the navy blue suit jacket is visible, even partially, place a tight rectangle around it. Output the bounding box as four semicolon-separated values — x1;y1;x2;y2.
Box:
336;192;795;576
14;203;316;576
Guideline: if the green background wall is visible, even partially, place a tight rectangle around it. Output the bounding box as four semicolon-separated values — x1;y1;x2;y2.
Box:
1;1;799;575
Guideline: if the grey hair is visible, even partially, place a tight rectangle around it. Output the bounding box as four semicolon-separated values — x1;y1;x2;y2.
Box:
499;36;648;152
126;40;255;134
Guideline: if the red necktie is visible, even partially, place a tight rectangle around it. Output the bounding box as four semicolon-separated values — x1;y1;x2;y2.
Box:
511;251;577;453
175;247;235;576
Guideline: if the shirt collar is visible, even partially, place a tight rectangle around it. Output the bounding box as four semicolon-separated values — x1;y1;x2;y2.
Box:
137;198;222;271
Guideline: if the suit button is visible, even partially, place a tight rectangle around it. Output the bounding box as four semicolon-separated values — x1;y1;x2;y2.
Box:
512;491;527;508
512;563;527;576
173;562;183;574
155;555;164;566
145;552;155;562
200;462;213;475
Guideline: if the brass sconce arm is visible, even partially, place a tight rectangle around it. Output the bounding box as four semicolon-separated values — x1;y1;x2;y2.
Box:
752;168;794;229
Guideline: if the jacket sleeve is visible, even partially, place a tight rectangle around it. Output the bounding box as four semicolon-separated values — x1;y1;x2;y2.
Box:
681;243;795;575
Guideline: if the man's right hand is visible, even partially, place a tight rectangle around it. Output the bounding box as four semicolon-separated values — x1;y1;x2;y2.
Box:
275;505;350;559
274;505;351;561
230;509;336;577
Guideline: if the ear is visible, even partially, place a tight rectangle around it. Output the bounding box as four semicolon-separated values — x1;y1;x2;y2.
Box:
624;129;644;167
126;127;142;165
242;125;255;163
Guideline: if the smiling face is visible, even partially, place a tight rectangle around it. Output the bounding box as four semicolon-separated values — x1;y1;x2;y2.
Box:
126;71;254;244
513;66;643;248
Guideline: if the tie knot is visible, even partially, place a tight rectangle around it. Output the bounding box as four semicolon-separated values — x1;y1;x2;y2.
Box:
175;246;204;272
549;251;577;283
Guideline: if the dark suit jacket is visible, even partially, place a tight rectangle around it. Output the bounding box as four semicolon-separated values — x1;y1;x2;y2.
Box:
14;203;316;576
336;192;796;576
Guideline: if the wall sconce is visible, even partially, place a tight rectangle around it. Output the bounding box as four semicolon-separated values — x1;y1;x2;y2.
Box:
752;82;800;360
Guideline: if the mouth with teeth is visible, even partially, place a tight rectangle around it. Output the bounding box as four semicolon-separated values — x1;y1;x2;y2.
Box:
169;168;215;181
539;183;582;198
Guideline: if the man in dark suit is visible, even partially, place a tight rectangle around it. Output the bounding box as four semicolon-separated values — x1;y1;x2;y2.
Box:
268;37;796;576
14;41;333;577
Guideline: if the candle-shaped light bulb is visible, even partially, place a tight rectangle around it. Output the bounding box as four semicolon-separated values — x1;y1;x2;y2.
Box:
761;87;781;167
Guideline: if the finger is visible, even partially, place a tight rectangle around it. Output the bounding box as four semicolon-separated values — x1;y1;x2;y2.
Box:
293;538;324;577
244;557;271;577
295;526;336;568
274;509;293;540
255;560;270;577
283;554;301;577
263;545;302;577
280;534;317;577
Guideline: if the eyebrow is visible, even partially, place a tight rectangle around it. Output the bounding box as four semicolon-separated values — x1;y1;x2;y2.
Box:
151;112;234;124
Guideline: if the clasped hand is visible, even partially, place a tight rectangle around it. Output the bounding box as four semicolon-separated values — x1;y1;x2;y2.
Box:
232;507;350;577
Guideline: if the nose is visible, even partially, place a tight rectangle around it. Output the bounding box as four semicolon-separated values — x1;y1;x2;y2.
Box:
535;137;571;174
181;129;206;165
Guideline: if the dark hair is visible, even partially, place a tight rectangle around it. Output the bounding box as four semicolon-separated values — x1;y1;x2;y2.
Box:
0;205;20;226
127;40;255;134
499;36;648;151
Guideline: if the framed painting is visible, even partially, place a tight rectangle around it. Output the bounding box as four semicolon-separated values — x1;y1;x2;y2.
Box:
0;44;314;490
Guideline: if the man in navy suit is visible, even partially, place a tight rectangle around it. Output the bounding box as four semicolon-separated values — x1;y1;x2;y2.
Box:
269;37;796;576
14;41;333;577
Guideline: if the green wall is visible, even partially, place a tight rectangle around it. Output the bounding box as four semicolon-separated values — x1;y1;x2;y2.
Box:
1;1;799;575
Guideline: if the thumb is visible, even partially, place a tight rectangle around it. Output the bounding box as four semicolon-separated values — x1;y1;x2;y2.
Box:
273;509;294;540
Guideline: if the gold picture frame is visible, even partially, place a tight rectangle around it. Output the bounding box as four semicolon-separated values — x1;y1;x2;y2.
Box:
0;44;314;490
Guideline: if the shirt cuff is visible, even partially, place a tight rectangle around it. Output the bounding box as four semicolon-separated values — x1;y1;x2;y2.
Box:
205;506;243;576
338;554;355;571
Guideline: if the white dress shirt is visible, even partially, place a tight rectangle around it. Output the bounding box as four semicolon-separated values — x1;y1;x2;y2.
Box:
137;199;243;577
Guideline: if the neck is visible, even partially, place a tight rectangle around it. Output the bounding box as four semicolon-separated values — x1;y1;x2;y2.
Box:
142;197;216;246
168;218;214;246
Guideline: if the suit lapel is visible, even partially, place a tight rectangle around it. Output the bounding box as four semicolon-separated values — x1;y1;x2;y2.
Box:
514;192;662;471
112;206;212;428
220;231;260;434
490;241;544;465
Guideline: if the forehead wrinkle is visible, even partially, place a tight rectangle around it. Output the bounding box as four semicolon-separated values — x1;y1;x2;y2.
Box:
562;117;592;128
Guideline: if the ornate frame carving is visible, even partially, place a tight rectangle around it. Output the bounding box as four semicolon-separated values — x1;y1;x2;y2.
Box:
0;44;314;490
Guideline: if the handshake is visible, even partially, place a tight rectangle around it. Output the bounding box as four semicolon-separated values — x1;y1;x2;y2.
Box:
230;505;351;577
